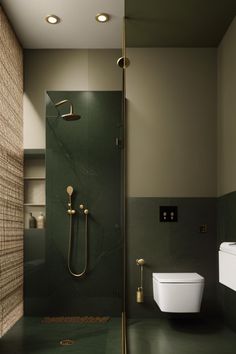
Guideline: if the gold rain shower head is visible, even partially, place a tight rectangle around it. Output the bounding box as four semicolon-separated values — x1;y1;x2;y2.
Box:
54;99;81;121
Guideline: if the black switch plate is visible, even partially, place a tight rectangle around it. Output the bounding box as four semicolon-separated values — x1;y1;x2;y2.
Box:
160;206;178;222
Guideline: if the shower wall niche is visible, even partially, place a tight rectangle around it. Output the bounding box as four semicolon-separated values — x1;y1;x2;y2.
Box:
24;150;45;228
24;91;123;316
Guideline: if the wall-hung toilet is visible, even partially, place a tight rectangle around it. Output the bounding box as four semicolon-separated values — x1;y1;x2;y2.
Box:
153;273;204;313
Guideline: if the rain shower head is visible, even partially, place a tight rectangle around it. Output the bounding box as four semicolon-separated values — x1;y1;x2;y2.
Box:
54;99;81;121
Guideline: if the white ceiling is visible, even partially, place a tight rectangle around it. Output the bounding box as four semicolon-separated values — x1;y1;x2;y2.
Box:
1;0;124;48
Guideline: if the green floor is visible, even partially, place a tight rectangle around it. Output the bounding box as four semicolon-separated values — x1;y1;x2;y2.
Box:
128;318;236;354
0;317;121;354
1;317;236;354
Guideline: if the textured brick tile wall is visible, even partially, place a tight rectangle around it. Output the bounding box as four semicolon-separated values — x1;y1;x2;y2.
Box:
0;6;23;337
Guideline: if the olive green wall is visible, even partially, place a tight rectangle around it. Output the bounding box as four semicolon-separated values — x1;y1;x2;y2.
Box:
217;18;236;331
217;17;236;196
217;192;236;331
127;197;218;318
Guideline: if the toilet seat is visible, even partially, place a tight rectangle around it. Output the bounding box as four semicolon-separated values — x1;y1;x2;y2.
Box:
153;272;204;283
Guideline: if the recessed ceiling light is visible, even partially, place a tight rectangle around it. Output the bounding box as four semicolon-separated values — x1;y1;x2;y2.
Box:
45;15;61;25
95;13;110;23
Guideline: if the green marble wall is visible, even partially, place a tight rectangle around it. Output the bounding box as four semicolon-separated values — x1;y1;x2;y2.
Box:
217;191;236;331
127;197;218;318
24;91;123;316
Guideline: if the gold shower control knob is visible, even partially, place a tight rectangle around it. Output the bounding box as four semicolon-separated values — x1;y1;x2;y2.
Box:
84;209;89;215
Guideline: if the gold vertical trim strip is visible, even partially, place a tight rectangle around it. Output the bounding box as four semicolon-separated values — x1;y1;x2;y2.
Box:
122;15;128;354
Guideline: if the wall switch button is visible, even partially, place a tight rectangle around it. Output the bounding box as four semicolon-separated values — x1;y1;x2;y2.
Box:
160;206;178;222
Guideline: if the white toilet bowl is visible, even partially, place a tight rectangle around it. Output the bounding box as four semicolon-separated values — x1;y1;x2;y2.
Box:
153;272;204;313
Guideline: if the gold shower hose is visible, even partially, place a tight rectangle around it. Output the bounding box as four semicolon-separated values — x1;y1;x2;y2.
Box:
67;202;89;277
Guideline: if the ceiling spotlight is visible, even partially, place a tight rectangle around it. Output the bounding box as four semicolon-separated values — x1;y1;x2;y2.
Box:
45;15;61;24
95;13;110;23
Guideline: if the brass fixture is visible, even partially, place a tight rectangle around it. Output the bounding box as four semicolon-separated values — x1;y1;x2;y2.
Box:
117;57;130;69
120;16;128;354
117;17;130;69
136;258;145;303
95;13;110;23
67;186;76;215
136;258;145;266
55;99;81;121
79;203;89;215
59;339;74;346
136;287;144;303
66;186;89;277
122;312;127;354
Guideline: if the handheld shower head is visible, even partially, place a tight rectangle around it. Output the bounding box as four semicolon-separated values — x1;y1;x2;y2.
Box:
54;99;81;121
66;186;73;196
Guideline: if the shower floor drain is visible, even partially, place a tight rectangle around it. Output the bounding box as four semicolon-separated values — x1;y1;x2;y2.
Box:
60;339;75;346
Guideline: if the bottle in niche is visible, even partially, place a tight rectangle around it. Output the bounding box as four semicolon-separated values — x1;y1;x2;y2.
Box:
29;212;36;228
37;212;45;229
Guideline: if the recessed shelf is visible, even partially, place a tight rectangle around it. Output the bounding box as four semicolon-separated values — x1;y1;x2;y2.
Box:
24;177;45;180
24;149;45;157
24;203;46;207
24;149;46;229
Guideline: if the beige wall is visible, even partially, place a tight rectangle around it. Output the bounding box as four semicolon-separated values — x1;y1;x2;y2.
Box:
217;18;236;196
126;48;217;197
24;48;218;197
23;49;122;149
0;6;23;337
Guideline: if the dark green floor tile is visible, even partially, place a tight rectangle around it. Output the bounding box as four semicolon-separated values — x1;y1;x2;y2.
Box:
0;317;121;354
128;318;236;354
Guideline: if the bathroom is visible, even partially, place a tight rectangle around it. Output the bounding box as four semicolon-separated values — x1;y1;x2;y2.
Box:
1;0;236;353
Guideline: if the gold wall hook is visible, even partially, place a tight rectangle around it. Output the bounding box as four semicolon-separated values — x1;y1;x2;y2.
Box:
136;258;145;266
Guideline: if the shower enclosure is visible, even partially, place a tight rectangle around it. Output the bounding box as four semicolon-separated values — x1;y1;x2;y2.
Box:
45;91;123;317
6;90;123;354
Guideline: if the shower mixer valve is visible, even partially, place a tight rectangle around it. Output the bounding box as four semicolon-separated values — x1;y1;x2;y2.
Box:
66;187;89;215
66;185;89;278
67;203;76;215
79;204;89;215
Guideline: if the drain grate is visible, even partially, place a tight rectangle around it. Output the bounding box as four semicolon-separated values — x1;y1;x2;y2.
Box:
60;339;75;346
42;316;110;324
